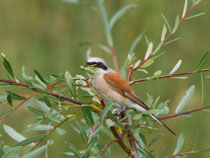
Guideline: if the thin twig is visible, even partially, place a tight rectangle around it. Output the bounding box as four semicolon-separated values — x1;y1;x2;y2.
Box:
0;92;38;123
110;45;119;71
100;139;118;156
0;78;85;105
31;117;70;151
130;69;210;85
127;1;201;81
167;150;196;158
160;105;210;120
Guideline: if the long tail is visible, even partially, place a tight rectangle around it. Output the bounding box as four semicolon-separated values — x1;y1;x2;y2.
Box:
150;114;176;135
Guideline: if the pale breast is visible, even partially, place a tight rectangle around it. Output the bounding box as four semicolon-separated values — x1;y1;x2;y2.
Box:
91;74;131;106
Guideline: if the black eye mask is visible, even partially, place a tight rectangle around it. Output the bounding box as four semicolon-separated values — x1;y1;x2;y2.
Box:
85;62;108;70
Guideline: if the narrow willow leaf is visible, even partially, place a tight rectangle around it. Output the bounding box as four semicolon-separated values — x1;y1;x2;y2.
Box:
185;12;205;20
144;35;150;46
6;91;25;100
65;71;76;97
31;124;66;135
14;135;44;147
97;44;111;54
97;0;113;46
170;60;182;74
154;70;162;77
27;106;45;115
3;124;26;142
172;76;188;79
195;0;202;5
144;42;153;60
26;121;42;132
133;60;141;69
172;15;179;33
23;144;47;158
34;70;48;85
142;109;162;115
120;32;144;78
194;50;210;72
173;134;185;154
0;83;12;87
39;96;52;108
109;4;137;30
182;0;188;18
161;24;167;41
81;106;94;126
1;53;14;78
175;85;195;113
65;141;81;158
148;134;163;147
141;59;154;68
86;48;91;59
161;14;172;32
153;41;163;54
195;148;210;153
76;122;88;143
2;146;22;158
6;94;12;107
164;37;182;45
105;119;114;128
101;101;112;121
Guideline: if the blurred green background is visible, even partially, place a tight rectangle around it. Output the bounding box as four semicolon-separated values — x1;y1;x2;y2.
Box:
0;0;210;157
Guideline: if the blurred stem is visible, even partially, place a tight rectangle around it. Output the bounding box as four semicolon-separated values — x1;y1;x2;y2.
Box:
110;45;119;71
167;150;196;158
130;69;210;85
128;1;201;80
0;92;38;123
160;105;210;120
100;139;118;156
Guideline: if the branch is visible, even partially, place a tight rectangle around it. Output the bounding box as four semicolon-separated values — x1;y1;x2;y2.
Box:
31;117;70;151
0;92;38;123
130;69;210;85
100;139;118;156
167;150;196;158
127;1;201;81
160;105;210;120
110;45;119;71
0;78;85;105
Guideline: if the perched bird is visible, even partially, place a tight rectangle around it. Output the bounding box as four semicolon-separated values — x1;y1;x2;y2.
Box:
84;57;175;135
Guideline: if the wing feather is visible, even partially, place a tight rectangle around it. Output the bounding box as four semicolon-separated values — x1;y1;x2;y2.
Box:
104;72;149;110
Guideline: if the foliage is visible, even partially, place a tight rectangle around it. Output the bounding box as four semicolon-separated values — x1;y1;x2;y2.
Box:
0;0;210;158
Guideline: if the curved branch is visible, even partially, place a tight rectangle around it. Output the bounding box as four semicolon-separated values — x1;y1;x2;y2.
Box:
160;105;210;120
130;69;210;85
0;78;85;105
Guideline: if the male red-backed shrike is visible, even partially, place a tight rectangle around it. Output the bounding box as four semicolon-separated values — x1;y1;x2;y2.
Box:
84;57;175;135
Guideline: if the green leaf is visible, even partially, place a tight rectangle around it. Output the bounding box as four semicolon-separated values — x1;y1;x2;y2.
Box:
6;91;25;101
195;148;210;153
39;96;52;108
34;70;48;85
14;135;44;147
97;44;111;54
142;109;162;115
1;53;14;78
173;134;185;154
175;85;195;113
65;71;76;97
22;66;33;84
101;101;112;121
185;12;205;20
144;42;153;60
6;94;12;107
0;83;12;87
26;121;42;132
109;4;137;30
3;124;27;142
170;60;182;74
76;122;88;143
148;134;163;147
164;37;182;45
182;0;188;18
97;0;113;46
161;24;167;42
65;141;81;158
2;146;22;158
23;144;48;158
81;106;94;126
172;15;179;33
27;106;45;115
194;50;210;72
120;32;144;78
161;14;172;32
141;59;154;68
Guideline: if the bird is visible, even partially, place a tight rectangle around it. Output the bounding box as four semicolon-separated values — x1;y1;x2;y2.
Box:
84;57;175;135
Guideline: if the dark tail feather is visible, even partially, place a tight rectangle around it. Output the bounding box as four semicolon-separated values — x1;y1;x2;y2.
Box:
150;114;176;135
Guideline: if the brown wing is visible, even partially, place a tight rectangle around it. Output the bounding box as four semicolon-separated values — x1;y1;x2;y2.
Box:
104;72;149;110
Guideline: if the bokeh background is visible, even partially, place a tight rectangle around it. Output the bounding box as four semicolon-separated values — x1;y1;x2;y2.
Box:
0;0;210;157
